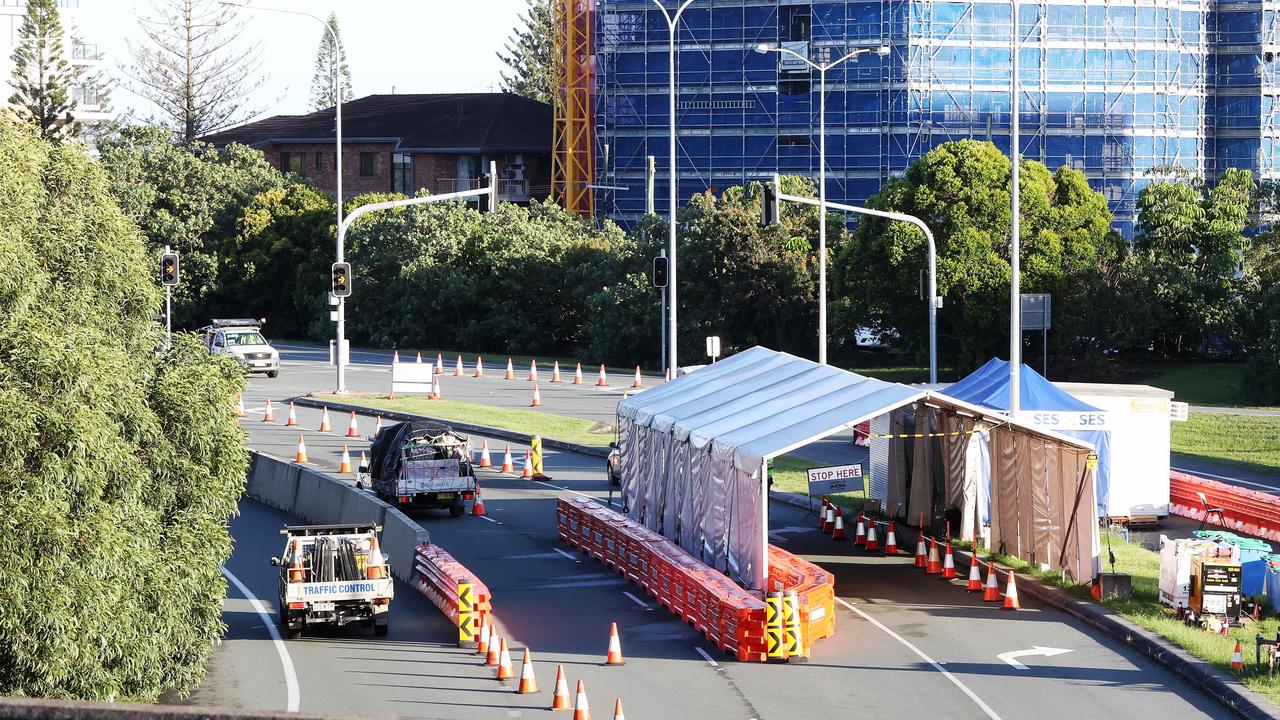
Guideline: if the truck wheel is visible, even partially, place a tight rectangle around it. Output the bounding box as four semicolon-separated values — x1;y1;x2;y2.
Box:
279;609;301;639
450;502;464;518
374;619;389;637
267;371;279;379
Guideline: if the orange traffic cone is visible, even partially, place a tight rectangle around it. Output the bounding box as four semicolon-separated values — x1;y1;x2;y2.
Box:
612;699;626;720
597;364;609;387
236;393;246;416
485;632;501;666
983;562;1002;601
854;514;867;546
475;356;485;377
665;367;671;382
285;401;298;426
552;361;562;383
926;539;942;574
866;521;880;552
262;398;274;422
495;637;514;680
505;358;516;380
914;532;928;568
295;434;308;463
818;498;829;532
1003;571;1021;610
550;665;571;710
287;538;305;582
941;542;957;579
431;374;442;400
1231;642;1244;671
366;535;385;579
319;406;332;432
479;439;493;468
605;622;625;665
573;363;584;385
632;366;643;388
572;679;590;720
339;444;353;473
517;647;538;692
820;504;833;534
416;352;423;364
393;350;400;363
475;615;490;655
501;446;515;474
966;555;984;591
884;521;899;555
531;384;542;407
522;450;534;478
373;415;383;437
359;450;368;471
455;355;464;376
346;411;360;438
436;353;444;376
831;510;846;540
472;491;487;517
529;359;539;382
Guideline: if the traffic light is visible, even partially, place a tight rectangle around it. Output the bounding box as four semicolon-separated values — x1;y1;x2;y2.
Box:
761;183;780;226
331;261;352;297
652;255;668;288
160;252;179;286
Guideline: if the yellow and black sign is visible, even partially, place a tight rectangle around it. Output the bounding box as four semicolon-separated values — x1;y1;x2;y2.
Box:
1086;453;1098;471
766;592;786;660
457;581;475;646
531;435;544;475
783;590;803;659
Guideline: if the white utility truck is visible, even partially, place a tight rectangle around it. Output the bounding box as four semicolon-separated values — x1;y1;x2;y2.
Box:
271;523;393;638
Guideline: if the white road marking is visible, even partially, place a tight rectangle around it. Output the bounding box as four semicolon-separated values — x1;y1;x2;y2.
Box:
694;646;720;667
1172;466;1278;492
623;591;652;609
997;646;1073;671
221;566;300;713
476;515;501;524
835;597;1002;720
553;548;581;562
532;479;594;500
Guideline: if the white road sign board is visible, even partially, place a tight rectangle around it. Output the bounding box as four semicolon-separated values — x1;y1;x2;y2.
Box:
806;463;865;496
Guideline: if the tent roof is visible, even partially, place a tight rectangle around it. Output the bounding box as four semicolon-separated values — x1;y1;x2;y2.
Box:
617;348;1090;472
946;358;1102;413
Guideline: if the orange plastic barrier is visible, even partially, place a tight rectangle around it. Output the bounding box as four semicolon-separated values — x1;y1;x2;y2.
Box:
412;543;493;629
1170;471;1280;542
556;496;835;661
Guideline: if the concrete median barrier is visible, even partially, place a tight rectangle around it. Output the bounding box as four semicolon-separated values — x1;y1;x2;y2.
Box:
292;470;351;524
243;452;300;512
381;507;431;582
337;486;387;527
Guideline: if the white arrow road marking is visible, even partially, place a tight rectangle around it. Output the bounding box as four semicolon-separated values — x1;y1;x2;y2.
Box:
997;646;1074;671
222;566;299;712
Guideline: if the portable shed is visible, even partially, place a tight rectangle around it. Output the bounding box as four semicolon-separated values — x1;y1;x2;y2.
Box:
616;347;1099;593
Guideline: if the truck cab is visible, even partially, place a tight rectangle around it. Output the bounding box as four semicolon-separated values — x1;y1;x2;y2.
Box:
201;318;280;378
271;523;393;638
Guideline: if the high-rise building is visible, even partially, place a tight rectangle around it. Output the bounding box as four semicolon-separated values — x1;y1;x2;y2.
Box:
0;0;112;125
594;1;1275;237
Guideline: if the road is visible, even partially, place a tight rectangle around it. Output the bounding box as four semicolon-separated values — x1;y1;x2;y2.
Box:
177;349;1233;719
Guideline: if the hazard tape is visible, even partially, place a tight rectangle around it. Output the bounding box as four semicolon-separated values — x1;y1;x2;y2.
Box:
866;429;984;439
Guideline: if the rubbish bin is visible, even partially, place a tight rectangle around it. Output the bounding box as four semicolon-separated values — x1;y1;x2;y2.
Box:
1267;557;1280;613
1226;537;1273;599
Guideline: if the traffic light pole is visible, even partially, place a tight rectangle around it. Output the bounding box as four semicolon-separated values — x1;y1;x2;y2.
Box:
333;165;497;393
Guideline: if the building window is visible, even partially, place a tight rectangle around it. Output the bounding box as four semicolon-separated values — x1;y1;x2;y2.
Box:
281;152;304;175
315;152;323;172
360;152;378;176
392;153;413;194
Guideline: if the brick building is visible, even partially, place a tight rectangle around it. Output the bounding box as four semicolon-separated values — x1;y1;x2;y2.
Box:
201;93;552;205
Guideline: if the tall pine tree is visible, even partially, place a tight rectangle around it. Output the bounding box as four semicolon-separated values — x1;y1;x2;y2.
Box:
8;0;79;142
309;12;353;111
498;0;554;104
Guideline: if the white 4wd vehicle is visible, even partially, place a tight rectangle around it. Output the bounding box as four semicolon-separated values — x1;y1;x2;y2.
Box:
201;318;280;378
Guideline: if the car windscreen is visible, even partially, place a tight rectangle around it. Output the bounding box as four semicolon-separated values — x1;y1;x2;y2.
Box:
226;332;267;346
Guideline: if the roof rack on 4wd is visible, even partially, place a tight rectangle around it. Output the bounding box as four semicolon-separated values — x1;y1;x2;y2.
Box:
211;318;266;328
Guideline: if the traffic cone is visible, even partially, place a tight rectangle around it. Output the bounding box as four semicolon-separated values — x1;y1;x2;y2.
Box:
529;359;539;382
632;366;643;388
1231;641;1244;671
416;352;423;364
339;444;353;473
926;539;942;574
516;648;538;693
552;360;562;383
236;393;246;417
366;535;385;579
479;439;493;468
319;406;332;432
495;637;514;680
285;401;298;426
501;446;515;474
665;367;671;382
941;542;957;579
914;532;928;568
573;363;584;385
485;632;501;666
1003;571;1021;610
262;398;274;422
884;521;899;555
455;355;464;376
431;374;442;400
373;415;383;437
393;350;400;364
854;514;867;546
818;498;829;532
597;364;609;387
820;504;833;534
612;699;625;720
572;679;590;720
505;358;515;380
983;562;1002;601
295;434;308;463
359;450;368;472
967;555;984;591
831;510;846;540
346;411;360;437
865;521;880;552
531;384;542;407
472;491;487;517
475;615;490;655
605;622;625;665
522;450;534;478
287;538;305;582
550;665;571;710
436;353;444;376
475;356;485;377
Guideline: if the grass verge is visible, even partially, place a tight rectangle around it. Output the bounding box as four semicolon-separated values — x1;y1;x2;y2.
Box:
1172;412;1280;475
769;455;867;510
1135;362;1248;406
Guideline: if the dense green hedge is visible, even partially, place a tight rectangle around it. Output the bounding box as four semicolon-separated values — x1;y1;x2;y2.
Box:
0;119;247;701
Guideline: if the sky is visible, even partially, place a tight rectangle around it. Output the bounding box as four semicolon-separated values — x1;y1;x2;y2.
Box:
76;0;532;125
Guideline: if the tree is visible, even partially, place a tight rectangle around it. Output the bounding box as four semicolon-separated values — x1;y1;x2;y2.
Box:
498;0;555;104
125;0;266;143
0;117;247;700
309;12;353;111
7;0;79;142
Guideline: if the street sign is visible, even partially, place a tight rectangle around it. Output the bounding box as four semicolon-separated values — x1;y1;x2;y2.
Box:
706;336;721;360
806;463;864;496
1020;293;1051;330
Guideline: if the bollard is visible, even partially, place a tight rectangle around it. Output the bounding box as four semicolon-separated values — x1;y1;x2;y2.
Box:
783;589;806;662
458;581;476;648
531;435;545;475
766;591;788;661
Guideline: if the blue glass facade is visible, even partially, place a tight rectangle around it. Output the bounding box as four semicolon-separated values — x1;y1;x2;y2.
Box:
595;1;1280;237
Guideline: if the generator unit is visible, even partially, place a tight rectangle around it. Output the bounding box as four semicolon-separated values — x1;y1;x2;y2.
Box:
1189;556;1242;622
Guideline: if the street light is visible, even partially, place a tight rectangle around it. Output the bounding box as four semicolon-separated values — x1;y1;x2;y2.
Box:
220;1;347;391
757;42;890;365
1009;1;1023;416
653;0;694;376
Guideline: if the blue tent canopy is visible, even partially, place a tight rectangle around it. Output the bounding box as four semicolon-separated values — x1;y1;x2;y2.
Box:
947;359;1113;515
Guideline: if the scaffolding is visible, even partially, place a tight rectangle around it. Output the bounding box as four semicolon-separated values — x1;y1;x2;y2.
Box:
554;0;596;217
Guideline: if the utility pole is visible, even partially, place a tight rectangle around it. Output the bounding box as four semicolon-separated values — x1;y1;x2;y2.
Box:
1009;0;1022;417
654;0;694;376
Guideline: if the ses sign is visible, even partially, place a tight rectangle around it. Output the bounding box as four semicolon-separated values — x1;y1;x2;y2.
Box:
1018;410;1112;431
806;463;865;496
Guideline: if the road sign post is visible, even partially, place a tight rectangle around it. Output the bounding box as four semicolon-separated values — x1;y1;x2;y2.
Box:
706;336;721;363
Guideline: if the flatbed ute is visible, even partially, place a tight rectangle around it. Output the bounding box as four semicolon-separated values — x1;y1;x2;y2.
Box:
359;421;477;516
271;523;393;638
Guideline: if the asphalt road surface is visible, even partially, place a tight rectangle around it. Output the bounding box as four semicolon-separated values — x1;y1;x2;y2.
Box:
174;348;1232;719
